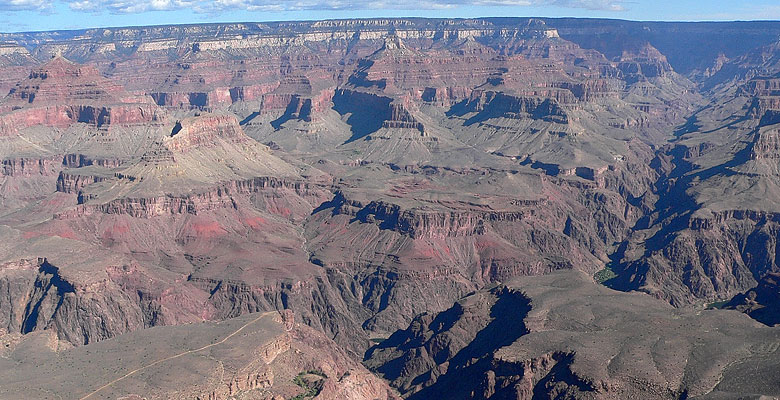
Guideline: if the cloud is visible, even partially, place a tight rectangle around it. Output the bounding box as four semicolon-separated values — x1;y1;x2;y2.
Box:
202;0;625;12
552;0;624;11
205;0;465;11
0;0;51;11
470;0;624;11
70;0;197;12
39;0;625;14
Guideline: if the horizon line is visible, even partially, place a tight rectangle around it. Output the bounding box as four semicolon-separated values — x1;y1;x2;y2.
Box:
3;15;780;35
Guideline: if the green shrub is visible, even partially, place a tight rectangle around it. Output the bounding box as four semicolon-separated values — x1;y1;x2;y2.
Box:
291;370;327;399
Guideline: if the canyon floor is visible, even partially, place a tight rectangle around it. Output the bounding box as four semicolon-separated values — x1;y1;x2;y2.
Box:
0;17;779;399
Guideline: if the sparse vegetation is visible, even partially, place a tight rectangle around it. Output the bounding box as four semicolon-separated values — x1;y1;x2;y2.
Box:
706;300;730;310
594;266;618;284
291;370;327;400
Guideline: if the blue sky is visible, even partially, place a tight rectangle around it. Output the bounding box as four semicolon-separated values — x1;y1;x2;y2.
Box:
1;0;779;33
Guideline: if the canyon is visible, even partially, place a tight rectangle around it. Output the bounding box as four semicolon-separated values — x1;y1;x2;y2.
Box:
0;17;778;399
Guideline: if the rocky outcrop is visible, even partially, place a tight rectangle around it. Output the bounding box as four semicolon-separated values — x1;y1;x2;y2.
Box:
0;57;164;134
262;88;335;126
366;272;780;399
228;83;280;103
520;158;614;182
608;80;780;306
0;106;158;136
57;176;328;218
298;169;650;339
2;156;59;177
749;96;780;121
0;255;320;352
554;79;617;101
0;104;159;134
55;170;108;193
364;286;531;396
612;192;780;304
364;284;580;399
151;83;283;109
138;146;177;164
333;89;427;136
165;114;248;152
151;91;225;109
760;109;780;127
617;43;674;80
5;56;123;104
460;90;569;123
61;153;123;168
336;197;540;239
0;258;183;345
741;78;780;97
381;102;424;132
724;272;780;326
262;93;313;118
187;274;363;355
418;86;473;105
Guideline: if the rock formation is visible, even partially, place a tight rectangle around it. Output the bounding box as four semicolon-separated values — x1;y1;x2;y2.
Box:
0;56;163;135
0;17;778;399
724;272;780;326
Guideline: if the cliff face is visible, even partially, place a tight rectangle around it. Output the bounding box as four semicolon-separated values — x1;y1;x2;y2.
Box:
617;43;674;80
461;90;569;123
2;157;59;177
59;175;329;219
615;216;776;306
61;153;123;168
165;114;248;151
0;258;211;345
0;248;368;357
0;57;164;135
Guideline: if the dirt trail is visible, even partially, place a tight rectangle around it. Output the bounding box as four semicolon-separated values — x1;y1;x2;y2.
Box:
79;313;268;400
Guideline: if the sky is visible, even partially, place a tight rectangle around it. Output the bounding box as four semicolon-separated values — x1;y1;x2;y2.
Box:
1;0;779;33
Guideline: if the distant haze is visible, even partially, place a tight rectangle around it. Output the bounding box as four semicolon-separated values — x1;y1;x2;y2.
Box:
1;0;779;32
